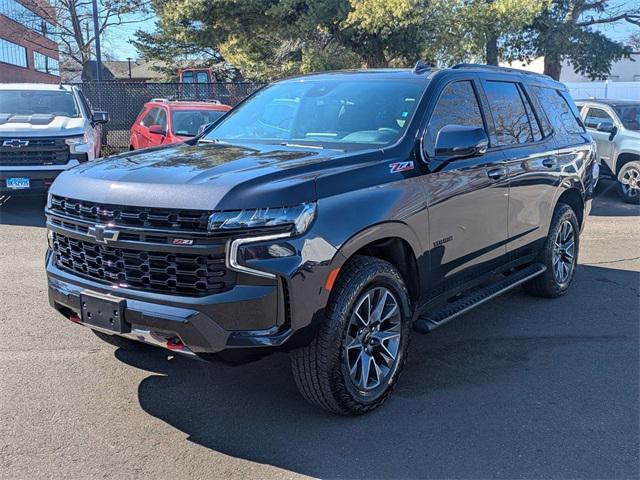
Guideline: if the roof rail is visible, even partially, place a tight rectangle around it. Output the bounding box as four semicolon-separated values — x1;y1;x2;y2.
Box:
413;60;432;75
150;97;169;103
169;98;222;104
451;63;550;78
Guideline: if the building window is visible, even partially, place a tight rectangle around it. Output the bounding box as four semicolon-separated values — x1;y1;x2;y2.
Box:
33;51;59;76
33;50;46;71
0;37;27;67
0;0;57;40
48;56;59;75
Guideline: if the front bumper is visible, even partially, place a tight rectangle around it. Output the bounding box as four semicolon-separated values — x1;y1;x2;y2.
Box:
0;158;85;194
1;169;63;194
47;251;295;359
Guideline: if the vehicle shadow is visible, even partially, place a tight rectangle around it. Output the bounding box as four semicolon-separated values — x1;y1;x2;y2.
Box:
116;264;639;479
0;195;47;227
590;179;640;217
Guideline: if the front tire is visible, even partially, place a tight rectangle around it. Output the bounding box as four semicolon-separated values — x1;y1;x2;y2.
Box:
291;256;412;415
524;204;579;298
617;161;640;204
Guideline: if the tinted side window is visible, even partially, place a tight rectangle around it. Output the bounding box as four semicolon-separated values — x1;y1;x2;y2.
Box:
534;102;554;137
427;81;484;152
532;86;584;135
519;86;543;141
141;107;160;127
484;81;533;146
584;108;613;129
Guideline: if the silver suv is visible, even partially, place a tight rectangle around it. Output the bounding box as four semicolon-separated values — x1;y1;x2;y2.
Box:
576;99;640;204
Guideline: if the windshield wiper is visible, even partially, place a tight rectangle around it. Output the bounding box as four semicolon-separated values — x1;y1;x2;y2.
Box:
198;138;231;145
280;142;324;150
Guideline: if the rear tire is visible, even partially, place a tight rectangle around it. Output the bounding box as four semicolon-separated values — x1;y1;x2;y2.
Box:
291;256;412;415
524;204;579;298
92;330;149;351
617;161;640;204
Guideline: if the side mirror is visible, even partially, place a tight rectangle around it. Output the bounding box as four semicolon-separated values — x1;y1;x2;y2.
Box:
596;122;614;133
92;111;109;124
197;122;213;136
148;124;166;135
432;125;488;160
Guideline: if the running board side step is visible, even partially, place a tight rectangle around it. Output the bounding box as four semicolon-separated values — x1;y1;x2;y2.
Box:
414;263;546;333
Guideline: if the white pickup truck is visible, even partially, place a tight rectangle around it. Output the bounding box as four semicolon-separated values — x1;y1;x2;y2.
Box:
0;83;109;194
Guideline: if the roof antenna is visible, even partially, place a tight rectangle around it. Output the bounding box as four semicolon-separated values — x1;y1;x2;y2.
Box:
413;60;431;74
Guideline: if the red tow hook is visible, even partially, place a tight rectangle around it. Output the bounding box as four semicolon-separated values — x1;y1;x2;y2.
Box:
165;337;186;351
69;314;81;324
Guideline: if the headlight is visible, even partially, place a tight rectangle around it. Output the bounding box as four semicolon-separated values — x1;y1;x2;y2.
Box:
65;133;92;153
221;203;317;279
208;202;316;235
46;192;53;209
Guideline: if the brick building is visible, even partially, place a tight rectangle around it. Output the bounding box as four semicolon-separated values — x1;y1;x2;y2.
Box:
0;0;60;83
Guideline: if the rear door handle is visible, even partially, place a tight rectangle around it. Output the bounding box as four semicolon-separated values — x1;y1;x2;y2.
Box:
542;158;556;168
487;167;507;180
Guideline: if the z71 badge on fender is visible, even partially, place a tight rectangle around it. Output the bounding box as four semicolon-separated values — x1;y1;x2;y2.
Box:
389;161;414;173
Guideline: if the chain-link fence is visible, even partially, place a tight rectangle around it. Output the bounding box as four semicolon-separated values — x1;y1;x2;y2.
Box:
73;82;265;155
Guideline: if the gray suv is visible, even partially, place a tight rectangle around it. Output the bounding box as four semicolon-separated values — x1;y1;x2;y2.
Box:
46;64;596;414
576;99;640;204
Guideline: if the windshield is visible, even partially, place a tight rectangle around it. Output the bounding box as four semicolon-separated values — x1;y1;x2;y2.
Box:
205;78;424;147
613;105;640;131
171;109;227;136
0;90;80;117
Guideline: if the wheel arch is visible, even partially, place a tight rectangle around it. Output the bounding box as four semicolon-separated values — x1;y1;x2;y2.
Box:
555;187;585;228
337;222;424;302
615;151;640;176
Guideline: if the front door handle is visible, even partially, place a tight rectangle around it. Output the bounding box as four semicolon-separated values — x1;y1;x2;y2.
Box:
542;158;556;168
487;167;507;180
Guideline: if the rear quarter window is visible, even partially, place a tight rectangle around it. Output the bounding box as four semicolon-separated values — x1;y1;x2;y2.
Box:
531;86;585;137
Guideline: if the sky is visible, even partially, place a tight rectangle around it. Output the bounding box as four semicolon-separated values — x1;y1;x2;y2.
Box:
101;14;155;60
102;6;639;61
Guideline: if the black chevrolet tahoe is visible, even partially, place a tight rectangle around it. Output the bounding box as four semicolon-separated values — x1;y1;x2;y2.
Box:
46;64;597;415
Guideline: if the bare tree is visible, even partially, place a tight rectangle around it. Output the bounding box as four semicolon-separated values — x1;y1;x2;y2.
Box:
56;0;152;79
538;0;640;80
16;0;150;80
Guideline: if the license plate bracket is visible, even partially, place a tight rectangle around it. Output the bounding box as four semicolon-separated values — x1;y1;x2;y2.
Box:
80;292;128;333
6;177;30;189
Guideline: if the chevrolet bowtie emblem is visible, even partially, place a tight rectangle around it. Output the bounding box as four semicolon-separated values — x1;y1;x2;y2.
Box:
87;225;120;244
3;139;29;148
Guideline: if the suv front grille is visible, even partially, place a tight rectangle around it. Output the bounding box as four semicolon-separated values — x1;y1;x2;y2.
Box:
51;232;234;296
0;137;70;166
50;195;211;232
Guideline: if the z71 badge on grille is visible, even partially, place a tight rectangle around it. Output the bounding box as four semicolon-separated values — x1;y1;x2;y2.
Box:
172;238;194;245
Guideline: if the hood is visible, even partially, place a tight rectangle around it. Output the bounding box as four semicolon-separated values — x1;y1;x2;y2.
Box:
0;114;86;137
51;141;378;210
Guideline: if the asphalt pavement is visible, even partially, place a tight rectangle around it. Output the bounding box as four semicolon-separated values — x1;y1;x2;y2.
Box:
0;180;638;479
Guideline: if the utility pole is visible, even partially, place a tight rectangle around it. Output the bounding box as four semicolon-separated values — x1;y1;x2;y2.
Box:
91;0;102;81
127;57;132;79
85;22;91;57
